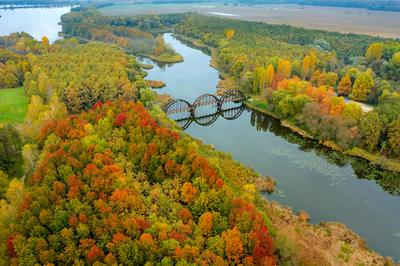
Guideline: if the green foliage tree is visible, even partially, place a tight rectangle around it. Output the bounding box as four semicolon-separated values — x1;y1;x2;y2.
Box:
350;70;374;102
383;52;400;81
0;171;9;197
278;95;311;118
326;72;338;87
388;119;400;155
0;125;22;177
359;112;383;152
343;103;363;121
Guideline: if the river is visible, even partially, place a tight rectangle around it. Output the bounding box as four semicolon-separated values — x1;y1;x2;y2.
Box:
143;33;400;261
1;7;400;262
0;6;71;42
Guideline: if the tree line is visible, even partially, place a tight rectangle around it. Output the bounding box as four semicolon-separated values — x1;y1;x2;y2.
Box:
61;10;184;62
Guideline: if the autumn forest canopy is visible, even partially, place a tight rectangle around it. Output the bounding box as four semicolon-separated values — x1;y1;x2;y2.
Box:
3;100;275;265
0;25;278;265
0;4;400;265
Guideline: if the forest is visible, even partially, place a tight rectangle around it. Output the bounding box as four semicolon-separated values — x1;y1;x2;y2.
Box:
60;9;183;63
0;32;281;265
2;100;275;265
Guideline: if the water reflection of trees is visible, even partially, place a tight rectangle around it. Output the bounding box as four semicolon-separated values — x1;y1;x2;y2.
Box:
137;56;175;70
173;35;212;56
249;108;400;196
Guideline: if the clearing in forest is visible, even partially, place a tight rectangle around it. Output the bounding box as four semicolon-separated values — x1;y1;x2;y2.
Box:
0;87;29;123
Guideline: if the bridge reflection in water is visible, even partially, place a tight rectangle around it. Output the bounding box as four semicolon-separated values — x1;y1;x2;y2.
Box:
176;105;245;129
163;90;246;130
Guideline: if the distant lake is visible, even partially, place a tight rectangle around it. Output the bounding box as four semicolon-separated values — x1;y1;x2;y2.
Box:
0;6;71;42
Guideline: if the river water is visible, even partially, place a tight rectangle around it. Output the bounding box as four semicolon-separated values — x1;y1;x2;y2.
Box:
143;33;400;261
1;7;399;261
0;6;71;42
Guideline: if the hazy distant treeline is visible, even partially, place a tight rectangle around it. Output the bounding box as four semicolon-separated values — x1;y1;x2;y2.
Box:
299;0;400;12
2;0;400;12
112;0;400;13
0;0;84;6
234;0;400;12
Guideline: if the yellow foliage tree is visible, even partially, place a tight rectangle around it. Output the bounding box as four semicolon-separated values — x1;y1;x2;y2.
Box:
351;69;375;102
258;65;275;96
310;69;326;87
343;102;363;121
393;52;400;64
277;59;292;80
225;29;235;40
42;36;49;46
338;74;352;96
222;227;243;264
301;52;317;80
365;42;383;63
198;212;213;236
265;64;275;88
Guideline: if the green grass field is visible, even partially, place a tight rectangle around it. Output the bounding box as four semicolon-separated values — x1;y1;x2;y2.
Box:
0;87;29;124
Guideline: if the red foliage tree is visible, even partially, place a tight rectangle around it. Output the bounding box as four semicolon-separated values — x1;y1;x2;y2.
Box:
92;101;103;110
251;225;275;263
178;208;193;224
6;235;16;258
87;245;104;262
114;112;128;126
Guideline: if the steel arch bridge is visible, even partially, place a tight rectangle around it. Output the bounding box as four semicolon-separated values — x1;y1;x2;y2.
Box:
163;90;246;129
163;90;246;117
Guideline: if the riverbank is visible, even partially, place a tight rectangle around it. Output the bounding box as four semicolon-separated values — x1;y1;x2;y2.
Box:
173;34;220;69
192;136;395;265
246;99;400;173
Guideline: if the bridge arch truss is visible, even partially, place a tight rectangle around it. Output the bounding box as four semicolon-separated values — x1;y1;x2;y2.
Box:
163;89;246;118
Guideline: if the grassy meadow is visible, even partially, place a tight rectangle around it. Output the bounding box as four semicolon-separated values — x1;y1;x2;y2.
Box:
0;87;29;124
